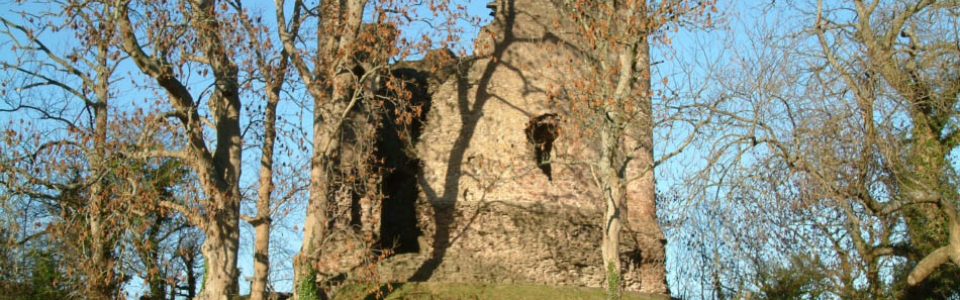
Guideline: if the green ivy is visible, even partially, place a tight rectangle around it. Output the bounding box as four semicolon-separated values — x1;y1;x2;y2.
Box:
606;263;621;300
200;259;208;293
296;266;320;300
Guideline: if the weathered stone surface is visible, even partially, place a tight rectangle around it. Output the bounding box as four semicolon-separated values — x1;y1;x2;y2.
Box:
380;201;651;289
375;0;667;294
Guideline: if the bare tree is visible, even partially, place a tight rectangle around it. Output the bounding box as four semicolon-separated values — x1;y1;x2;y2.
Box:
672;1;960;298
0;3;130;298
201;3;299;300
114;0;251;298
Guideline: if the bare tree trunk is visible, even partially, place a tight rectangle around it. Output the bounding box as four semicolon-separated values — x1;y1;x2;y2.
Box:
87;114;115;300
86;35;118;300
600;122;624;300
294;68;350;298
599;19;642;299
294;143;330;299
250;62;286;300
198;74;244;300
248;25;290;300
199;212;240;300
294;71;352;300
250;221;270;300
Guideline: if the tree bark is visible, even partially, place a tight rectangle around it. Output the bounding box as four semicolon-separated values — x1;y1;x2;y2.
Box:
600;121;624;300
285;1;367;298
250;220;271;300
295;69;355;299
249;86;280;300
86;32;118;300
199;216;241;300
293;100;337;300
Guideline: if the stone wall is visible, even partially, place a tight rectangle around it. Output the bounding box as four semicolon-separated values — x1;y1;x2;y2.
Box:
376;0;667;293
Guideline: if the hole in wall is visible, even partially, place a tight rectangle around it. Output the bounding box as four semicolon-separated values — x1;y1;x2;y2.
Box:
525;113;560;180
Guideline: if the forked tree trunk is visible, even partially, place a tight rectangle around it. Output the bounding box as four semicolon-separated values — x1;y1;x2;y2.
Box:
599;22;641;300
116;0;245;297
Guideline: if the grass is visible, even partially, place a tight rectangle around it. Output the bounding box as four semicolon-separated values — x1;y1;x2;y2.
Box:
333;282;670;300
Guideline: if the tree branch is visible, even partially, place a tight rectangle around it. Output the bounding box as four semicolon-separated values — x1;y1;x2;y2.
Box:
159;200;203;227
0;16;96;89
907;245;951;286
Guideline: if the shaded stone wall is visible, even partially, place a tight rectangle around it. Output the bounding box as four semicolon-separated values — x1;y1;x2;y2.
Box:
376;0;667;294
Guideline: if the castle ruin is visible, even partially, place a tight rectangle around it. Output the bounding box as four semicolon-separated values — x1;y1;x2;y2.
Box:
364;0;667;294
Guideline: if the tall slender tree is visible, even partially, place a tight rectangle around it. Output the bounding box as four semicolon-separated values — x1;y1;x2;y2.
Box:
229;2;294;299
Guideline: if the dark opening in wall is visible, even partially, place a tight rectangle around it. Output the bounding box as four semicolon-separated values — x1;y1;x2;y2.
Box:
525;113;560;180
379;162;422;254
376;68;432;254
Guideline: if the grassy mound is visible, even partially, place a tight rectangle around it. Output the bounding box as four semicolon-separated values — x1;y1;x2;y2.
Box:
334;282;670;300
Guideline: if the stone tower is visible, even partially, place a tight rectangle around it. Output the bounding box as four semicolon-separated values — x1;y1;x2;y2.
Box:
377;0;668;294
